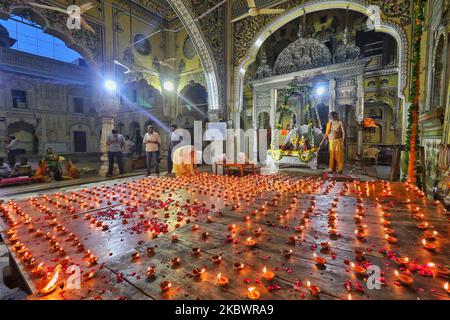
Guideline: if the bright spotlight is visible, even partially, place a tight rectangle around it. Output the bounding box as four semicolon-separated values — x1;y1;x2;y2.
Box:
315;86;326;97
104;79;117;92
163;80;174;92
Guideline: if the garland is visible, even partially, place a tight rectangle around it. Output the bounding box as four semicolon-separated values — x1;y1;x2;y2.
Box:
404;0;425;184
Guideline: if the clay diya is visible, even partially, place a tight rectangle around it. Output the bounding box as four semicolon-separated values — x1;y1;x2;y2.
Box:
192;247;201;256
417;222;429;230
159;280;172;292
306;281;320;297
193;267;206;278
314;253;327;266
233;262;245;271
281;249;293;257
262;266;275;281
171;257;181;267
210;255;222;264
247;287;260;300
146;266;156;280
351;263;367;276
217;273;229;286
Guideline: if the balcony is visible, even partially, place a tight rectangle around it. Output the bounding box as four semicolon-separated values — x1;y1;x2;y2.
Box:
0;47;91;84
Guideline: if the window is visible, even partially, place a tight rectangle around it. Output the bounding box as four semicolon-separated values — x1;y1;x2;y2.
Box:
11;90;27;108
2;15;83;63
74;97;84;113
132;89;138;103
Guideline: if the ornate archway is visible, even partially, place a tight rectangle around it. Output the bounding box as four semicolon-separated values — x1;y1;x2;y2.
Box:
167;0;221;111
233;0;409;138
0;3;102;68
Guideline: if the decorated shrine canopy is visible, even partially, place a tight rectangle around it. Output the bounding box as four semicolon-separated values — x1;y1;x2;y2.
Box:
1;173;449;300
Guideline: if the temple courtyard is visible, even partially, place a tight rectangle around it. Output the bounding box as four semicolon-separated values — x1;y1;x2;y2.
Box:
0;172;448;300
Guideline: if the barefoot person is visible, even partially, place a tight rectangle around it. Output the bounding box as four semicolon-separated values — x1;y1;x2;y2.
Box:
319;112;345;174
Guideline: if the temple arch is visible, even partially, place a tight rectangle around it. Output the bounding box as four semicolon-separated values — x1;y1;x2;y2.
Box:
234;0;409;140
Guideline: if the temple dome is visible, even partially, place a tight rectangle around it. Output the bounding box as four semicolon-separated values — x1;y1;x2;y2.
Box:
274;25;332;75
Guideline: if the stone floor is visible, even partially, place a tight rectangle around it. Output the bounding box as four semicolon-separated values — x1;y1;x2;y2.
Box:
0;162;391;300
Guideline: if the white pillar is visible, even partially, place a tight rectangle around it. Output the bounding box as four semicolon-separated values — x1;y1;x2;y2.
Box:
356;74;365;157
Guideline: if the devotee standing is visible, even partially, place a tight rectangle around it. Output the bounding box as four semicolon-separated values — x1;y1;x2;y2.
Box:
168;124;182;174
319;112;345;174
106;129;125;177
5;135;19;167
143;125;161;176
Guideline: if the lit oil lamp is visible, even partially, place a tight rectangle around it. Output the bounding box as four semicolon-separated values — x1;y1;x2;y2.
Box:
247;287;260;300
202;232;209;239
445;282;449;294
192;224;199;231
417;222;429;230
396;257;409;266
320;242;331;251
306;281;320;297
394;271;414;286
385;234;398;244
192;247;201;255
131;252;140;261
351;263;367;276
281;249;293;257
314;253;326;266
262;266;275;281
210;255;222;264
160;280;172;292
193;267;206;278
217;273;229;286
171;257;181;267
228;224;236;231
233;262;244;271
88;255;98;266
424;230;438;241
146;266;156;280
246;237;256;247
172;234;179;242
253;228;262;237
39;265;61;295
422;239;437;251
295;225;304;233
82;270;95;281
32;262;45;276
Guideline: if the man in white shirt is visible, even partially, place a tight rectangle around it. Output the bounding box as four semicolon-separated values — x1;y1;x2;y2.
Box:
106;129;125;177
168;124;182;174
143;125;161;176
5;135;19;167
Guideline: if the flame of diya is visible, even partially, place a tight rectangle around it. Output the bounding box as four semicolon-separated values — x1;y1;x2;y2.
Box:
306;281;320;296
247;287;260;300
217;273;229;286
262;266;275;281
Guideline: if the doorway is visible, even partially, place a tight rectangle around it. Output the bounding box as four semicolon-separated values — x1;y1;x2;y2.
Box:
73;131;87;153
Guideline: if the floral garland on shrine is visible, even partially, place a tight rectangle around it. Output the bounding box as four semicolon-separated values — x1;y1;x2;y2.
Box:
404;0;426;185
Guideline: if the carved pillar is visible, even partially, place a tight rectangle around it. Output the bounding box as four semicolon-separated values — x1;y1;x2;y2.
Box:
356;74;365;158
98;94;120;177
328;78;336;112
